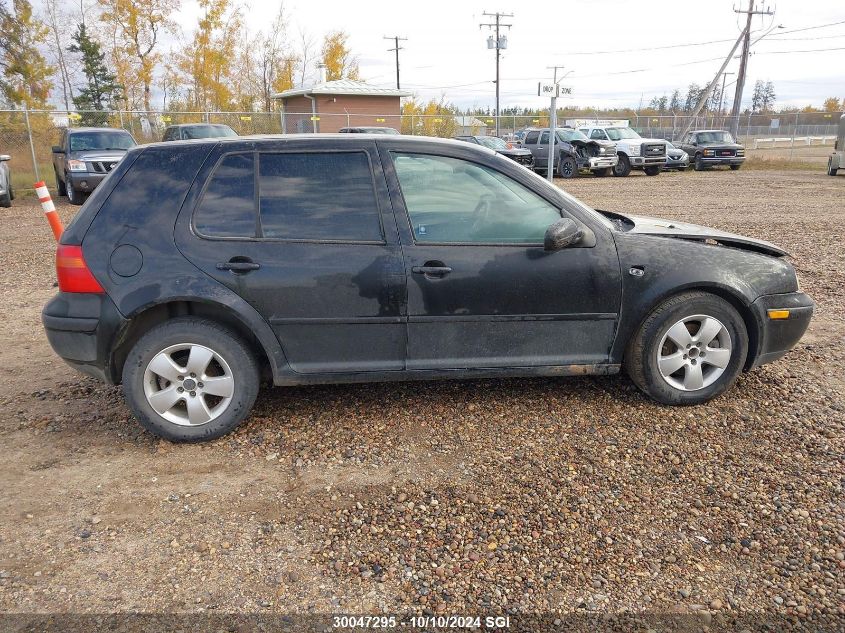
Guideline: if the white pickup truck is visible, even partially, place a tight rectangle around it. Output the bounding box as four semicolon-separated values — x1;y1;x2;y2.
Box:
577;125;667;177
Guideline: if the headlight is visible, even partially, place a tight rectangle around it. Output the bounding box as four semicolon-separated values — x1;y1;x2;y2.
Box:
703;149;715;157
67;159;87;172
736;149;745;156
629;144;641;156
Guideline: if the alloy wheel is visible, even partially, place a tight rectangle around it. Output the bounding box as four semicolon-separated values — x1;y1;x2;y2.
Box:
656;314;732;391
143;343;235;426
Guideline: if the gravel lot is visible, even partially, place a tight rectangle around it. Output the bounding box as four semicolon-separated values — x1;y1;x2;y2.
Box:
1;168;843;628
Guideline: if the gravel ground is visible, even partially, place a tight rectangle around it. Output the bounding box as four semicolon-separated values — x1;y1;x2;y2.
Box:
0;168;843;629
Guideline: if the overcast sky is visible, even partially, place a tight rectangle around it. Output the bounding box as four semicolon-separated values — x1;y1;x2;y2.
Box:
173;0;844;111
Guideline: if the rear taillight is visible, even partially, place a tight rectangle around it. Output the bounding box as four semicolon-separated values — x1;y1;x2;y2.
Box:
56;244;104;293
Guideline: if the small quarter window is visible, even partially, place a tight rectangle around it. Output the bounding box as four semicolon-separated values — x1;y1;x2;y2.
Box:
195;153;256;238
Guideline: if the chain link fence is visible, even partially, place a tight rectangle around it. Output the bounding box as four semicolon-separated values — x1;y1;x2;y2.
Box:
1;109;841;193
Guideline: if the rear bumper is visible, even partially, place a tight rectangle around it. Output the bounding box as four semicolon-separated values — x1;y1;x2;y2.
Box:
67;172;107;192
42;292;127;384
748;292;814;369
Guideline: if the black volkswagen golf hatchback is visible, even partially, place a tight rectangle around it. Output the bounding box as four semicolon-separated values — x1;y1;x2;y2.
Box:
43;135;813;442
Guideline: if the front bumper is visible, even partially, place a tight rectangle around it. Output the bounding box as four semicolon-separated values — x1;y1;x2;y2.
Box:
588;155;619;169
700;155;745;166
67;172;107;192
748;292;814;369
42;292;128;383
664;157;689;169
631;156;666;167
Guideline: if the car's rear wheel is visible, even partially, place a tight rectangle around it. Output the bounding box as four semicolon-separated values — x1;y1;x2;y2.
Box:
625;292;748;405
644;165;661;176
123;318;260;442
827;157;838;176
694;154;705;171
0;188;10;208
66;178;83;205
557;156;577;178
613;154;631;177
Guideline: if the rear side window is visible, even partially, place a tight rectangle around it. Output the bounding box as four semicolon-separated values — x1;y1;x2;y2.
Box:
525;131;540;144
258;152;381;242
195;153;256;237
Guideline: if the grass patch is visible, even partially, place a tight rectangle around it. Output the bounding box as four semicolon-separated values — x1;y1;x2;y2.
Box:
741;155;825;172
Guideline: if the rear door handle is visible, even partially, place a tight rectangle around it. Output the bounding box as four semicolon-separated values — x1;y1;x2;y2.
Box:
412;265;452;277
216;260;260;273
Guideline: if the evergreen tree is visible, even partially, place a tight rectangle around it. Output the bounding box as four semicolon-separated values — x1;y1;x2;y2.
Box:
69;22;123;123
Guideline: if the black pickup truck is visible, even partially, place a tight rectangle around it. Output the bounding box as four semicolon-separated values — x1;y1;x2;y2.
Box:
676;130;745;171
52;127;136;204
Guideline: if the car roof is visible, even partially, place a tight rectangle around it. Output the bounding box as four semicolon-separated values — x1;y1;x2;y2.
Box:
66;127;133;133
143;133;487;150
690;129;731;133
167;123;232;128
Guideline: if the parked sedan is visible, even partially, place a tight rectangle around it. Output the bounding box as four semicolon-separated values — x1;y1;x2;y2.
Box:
455;135;535;168
0;153;12;207
162;123;238;141
663;142;689;171
42;135;812;442
339;126;400;134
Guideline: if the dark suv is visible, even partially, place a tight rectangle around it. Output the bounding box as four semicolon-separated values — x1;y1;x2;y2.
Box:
52;127;136;204
43;135;812;442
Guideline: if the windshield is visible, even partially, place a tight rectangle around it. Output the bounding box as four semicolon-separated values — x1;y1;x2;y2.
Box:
69;131;135;151
477;136;508;150
183;125;238;139
605;127;641;141
557;129;589;142
696;131;734;144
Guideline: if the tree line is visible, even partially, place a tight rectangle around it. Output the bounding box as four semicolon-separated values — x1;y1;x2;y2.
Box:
0;0;360;114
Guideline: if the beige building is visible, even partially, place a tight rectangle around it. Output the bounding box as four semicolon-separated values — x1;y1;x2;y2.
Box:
274;79;411;134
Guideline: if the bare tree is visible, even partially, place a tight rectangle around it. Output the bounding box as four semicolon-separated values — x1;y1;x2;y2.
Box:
42;0;75;110
297;27;315;87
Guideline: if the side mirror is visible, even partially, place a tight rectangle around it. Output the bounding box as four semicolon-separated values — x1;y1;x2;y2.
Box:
52;145;64;153
544;218;582;251
0;154;10;162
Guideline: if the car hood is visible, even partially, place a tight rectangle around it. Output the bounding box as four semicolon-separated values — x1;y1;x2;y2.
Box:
72;149;129;161
571;138;615;150
667;148;686;158
696;142;744;150
598;210;787;257
499;147;532;156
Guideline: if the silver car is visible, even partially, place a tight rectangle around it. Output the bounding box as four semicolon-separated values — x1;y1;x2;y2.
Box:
0;153;12;208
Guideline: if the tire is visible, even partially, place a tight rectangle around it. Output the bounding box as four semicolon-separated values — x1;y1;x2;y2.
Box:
730;164;741;171
827;157;838;176
593;168;611;177
55;171;66;197
66;177;83;205
613;154;631;177
624;291;748;405
678;166;686;172
644;165;661;176
8;182;14;200
0;189;10;208
557;155;577;178
122;318;260;442
694;154;705;171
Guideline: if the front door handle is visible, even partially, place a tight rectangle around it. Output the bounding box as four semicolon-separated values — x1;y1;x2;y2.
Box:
216;259;260;273
412;265;452;277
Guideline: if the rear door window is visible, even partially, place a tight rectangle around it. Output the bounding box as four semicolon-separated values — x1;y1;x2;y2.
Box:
524;131;540;144
257;152;382;242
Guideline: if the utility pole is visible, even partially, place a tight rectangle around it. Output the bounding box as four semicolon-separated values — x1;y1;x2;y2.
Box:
718;71;735;114
729;0;773;135
480;11;513;137
383;35;407;90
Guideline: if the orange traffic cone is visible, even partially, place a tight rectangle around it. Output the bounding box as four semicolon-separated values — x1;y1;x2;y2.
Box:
35;181;64;241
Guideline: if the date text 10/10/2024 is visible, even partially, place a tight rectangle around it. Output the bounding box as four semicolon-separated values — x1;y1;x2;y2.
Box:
332;615;512;629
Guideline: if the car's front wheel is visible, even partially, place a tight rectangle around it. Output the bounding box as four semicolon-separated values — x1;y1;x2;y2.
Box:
66;177;83;205
644;165;661;176
827;157;838;176
557;156;577;178
625;292;748;405
613;154;631;177
123;318;260;442
694;154;705;171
